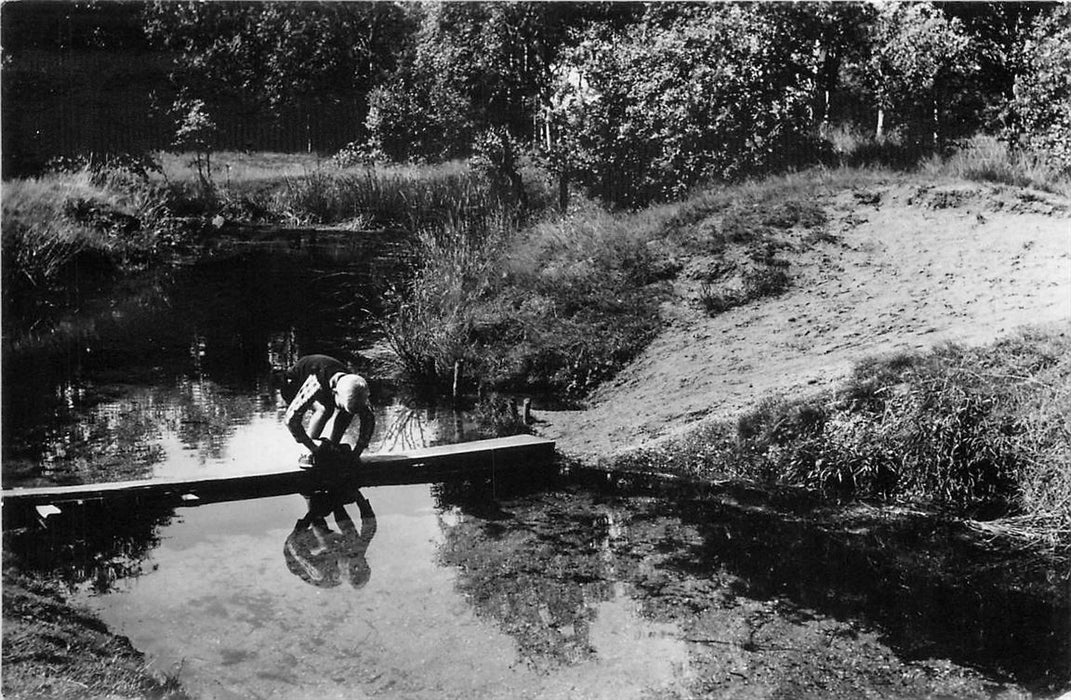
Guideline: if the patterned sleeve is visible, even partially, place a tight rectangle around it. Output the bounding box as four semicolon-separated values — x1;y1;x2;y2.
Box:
284;374;322;434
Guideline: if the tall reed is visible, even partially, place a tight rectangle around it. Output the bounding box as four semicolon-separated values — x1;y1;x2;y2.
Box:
379;209;513;389
276;165;500;228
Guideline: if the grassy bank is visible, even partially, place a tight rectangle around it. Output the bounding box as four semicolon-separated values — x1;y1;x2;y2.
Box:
2;560;186;699
613;327;1071;549
1;166;178;308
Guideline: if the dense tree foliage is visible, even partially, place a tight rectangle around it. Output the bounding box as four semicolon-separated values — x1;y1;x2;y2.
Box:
142;1;412;151
363;2;632;162
143;1;411;109
549;4;830;206
4;1;1067;189
857;2;975;144
1005;5;1071;173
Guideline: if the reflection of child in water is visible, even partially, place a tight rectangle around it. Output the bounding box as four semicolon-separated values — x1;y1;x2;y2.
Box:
284;489;376;589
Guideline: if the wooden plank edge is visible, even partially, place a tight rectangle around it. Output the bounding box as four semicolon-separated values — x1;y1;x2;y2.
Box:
1;436;556;507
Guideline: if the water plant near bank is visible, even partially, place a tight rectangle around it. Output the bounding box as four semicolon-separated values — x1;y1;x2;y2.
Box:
380;201;674;398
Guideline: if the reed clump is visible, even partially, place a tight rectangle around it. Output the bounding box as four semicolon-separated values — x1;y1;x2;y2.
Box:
381;200;673;398
274;164;503;229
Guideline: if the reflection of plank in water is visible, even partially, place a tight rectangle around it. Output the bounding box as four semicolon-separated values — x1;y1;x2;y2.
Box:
1;435;555;512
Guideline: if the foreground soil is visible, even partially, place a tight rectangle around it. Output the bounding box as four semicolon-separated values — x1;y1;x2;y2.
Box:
536;180;1071;463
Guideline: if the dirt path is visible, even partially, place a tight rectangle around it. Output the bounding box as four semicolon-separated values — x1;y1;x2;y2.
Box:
537;182;1071;463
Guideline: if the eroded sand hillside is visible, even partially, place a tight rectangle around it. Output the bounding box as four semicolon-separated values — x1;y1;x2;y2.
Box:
537;182;1071;463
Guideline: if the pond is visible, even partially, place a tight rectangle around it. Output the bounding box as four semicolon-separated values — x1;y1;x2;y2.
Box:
3;233;1069;698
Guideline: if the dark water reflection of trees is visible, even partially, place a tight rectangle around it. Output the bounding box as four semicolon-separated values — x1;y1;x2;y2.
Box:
3;500;176;595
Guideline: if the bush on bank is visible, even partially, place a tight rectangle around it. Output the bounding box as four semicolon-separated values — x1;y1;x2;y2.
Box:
616;327;1071;546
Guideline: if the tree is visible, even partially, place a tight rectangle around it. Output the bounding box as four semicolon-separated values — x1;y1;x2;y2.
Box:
365;1;625;163
863;2;975;145
143;1;412;150
549;4;823;207
768;2;876;133
170;97;218;191
1006;4;1071;172
936;1;1057;134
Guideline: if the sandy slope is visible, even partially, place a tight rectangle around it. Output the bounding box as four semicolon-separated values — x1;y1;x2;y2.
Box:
536;181;1071;464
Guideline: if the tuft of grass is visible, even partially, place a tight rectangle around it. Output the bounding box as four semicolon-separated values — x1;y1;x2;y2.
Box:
379;211;513;388
921;134;1071;197
382;199;673;397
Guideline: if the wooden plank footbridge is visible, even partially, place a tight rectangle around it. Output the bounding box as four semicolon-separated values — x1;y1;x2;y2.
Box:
1;435;556;520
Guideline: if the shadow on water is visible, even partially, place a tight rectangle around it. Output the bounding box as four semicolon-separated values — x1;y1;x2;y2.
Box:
665;489;1069;692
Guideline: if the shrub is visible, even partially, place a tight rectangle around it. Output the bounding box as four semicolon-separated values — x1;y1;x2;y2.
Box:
1006;5;1071;174
742;266;790;299
698;286;741;316
554;4;822;207
737;331;1071;519
365;67;474;163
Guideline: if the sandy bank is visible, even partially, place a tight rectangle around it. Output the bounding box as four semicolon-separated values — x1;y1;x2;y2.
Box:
536;182;1071;464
